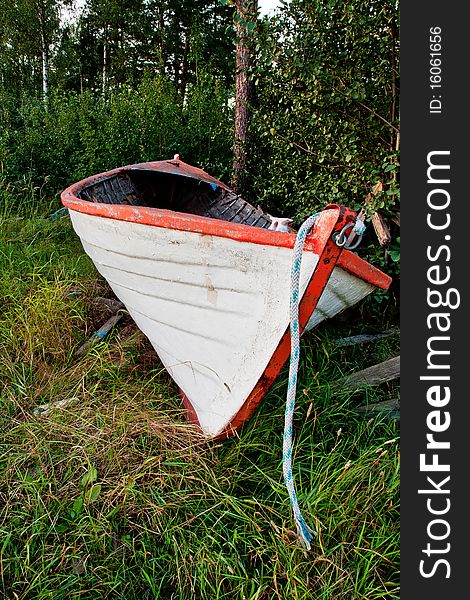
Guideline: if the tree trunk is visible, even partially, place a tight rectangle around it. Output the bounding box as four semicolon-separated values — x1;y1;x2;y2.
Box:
102;27;108;97
38;14;48;105
231;0;257;194
179;30;191;102
42;45;49;103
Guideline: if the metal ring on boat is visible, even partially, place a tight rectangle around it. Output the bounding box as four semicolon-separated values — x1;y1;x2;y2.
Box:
333;222;364;251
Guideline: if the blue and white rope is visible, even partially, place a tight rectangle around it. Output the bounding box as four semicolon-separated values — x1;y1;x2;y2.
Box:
283;212;366;549
283;213;318;550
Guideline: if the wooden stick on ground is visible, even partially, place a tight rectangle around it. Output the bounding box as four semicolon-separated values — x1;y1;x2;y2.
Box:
357;398;400;414
336;355;400;392
93;297;124;313
357;398;400;420
34;398;76;416
76;312;125;356
334;327;399;348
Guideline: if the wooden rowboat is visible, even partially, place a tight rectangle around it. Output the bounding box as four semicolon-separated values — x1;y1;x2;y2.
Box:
61;157;391;438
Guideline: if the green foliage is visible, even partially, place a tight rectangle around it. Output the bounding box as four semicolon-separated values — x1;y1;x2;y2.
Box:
0;75;233;206
249;0;399;220
230;0;401;309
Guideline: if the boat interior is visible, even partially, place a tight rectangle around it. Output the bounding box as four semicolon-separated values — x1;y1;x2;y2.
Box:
77;170;273;229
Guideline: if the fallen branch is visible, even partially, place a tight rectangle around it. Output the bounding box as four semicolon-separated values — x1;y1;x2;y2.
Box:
336;355;400;392
34;398;75;416
357;398;400;413
93;297;124;313
334;327;399;348
76;312;125;356
357;398;400;420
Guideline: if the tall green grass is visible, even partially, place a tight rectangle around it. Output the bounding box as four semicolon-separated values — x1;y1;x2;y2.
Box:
0;215;399;599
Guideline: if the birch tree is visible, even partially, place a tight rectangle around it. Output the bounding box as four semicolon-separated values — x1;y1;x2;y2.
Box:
0;0;61;103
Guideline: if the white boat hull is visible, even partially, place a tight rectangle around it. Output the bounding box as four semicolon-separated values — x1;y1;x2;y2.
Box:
70;210;376;437
61;158;391;437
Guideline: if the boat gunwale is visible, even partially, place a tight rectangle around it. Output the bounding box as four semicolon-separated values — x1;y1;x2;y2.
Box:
61;160;391;291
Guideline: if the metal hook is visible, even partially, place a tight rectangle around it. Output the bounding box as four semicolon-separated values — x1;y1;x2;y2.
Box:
333;222;364;250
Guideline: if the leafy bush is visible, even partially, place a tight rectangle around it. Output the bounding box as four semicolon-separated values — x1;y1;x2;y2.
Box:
0;75;233;208
250;0;399;220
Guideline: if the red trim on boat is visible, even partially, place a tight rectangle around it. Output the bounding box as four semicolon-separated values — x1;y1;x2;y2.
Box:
62;159;231;198
180;391;202;429
64;195;328;253
338;249;392;290
62;161;391;291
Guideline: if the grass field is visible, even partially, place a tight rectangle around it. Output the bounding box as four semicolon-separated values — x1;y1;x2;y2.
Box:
0;210;399;599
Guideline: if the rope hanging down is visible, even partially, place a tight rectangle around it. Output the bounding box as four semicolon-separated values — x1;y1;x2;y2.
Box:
283;213;318;550
283;212;366;550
